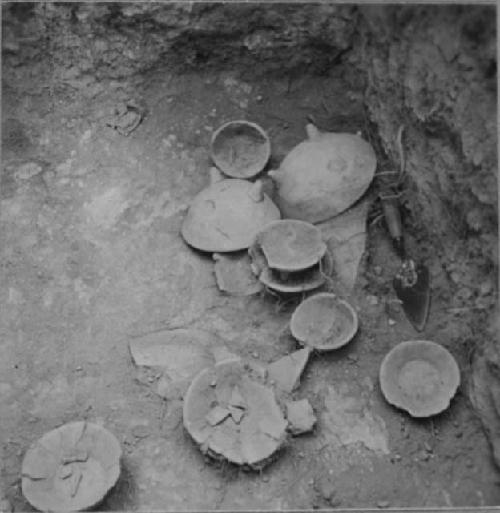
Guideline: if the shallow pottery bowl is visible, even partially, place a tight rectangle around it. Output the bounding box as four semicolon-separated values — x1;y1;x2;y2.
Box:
183;359;287;469
290;292;359;351
255;219;327;272
211;120;271;179
21;421;122;512
379;340;460;417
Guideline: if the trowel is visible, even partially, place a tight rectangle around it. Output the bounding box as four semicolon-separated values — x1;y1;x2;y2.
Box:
381;193;431;331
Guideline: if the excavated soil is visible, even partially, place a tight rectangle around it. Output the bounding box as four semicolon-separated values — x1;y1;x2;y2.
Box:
1;3;498;511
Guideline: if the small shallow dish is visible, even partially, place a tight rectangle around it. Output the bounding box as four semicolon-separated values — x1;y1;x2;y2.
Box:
21;421;122;512
379;340;460;417
211;120;271;179
290;293;358;351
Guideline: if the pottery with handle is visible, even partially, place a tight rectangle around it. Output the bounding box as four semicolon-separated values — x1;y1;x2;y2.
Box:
269;124;377;223
181;167;281;252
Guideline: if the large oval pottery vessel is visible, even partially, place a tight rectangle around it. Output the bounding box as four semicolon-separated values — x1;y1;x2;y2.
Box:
181;169;280;252
379;340;460;418
21;421;122;512
269;124;376;223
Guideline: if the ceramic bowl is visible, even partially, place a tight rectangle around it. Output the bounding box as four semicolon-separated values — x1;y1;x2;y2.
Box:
211;120;271;179
379;340;460;417
290;293;358;351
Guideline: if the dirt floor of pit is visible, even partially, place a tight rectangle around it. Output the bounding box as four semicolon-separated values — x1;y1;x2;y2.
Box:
2;64;500;510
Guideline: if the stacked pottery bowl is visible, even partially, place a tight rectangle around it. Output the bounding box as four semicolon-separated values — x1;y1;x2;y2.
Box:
248;219;332;293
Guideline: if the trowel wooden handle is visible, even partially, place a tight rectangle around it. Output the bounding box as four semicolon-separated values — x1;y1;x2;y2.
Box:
381;196;406;259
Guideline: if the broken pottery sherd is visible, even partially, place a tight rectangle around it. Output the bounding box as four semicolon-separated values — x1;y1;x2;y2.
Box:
316;196;370;292
229;386;247;409
285;399;317;435
210;346;241;365
181;168;280;252
206;405;232;426
290;293;359;352
267;348;312;393
255;219;327;272
129;329;231;401
22;421;122;512
213;252;264;296
210;120;271;179
183;360;288;469
268;123;376;223
129;329;216;370
228;406;246;424
379;340;460;418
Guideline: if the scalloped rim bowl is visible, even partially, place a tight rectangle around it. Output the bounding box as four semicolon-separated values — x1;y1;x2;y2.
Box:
290;293;359;351
210;120;271;179
379;340;461;418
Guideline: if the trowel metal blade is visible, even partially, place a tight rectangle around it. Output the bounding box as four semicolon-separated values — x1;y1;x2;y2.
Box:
393;263;431;332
